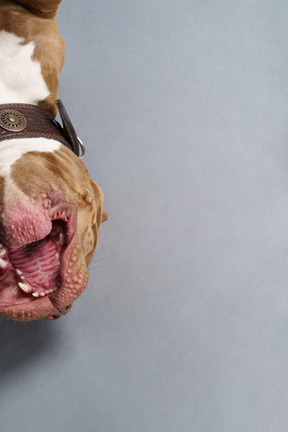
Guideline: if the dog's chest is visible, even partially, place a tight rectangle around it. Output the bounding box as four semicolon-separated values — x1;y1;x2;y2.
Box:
0;30;49;105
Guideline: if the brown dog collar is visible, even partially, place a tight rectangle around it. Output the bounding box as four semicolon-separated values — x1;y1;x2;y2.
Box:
0;100;85;158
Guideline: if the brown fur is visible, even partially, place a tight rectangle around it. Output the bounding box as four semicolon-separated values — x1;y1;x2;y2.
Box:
6;0;61;19
0;0;65;116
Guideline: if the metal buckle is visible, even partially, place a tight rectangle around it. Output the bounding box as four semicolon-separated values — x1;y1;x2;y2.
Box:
77;136;86;159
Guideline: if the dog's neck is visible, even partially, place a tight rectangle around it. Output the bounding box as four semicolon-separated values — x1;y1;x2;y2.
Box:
0;1;64;117
0;2;66;172
0;31;50;106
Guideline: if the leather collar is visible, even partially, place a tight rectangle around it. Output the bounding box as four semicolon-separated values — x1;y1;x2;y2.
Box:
0;100;84;158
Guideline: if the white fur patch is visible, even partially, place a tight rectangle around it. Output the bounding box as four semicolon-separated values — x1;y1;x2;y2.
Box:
0;31;61;179
0;31;49;104
0;138;60;178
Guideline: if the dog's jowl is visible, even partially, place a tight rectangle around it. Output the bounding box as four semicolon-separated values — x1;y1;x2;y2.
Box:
0;0;106;321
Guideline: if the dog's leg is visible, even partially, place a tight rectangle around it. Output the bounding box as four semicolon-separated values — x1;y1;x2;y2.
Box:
10;0;62;18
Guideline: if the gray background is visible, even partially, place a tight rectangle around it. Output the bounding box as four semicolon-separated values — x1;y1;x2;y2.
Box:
1;0;288;431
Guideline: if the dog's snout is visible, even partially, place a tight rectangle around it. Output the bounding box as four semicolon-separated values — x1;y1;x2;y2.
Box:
0;199;52;248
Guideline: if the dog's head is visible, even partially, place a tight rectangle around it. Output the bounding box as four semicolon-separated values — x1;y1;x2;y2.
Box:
0;143;106;320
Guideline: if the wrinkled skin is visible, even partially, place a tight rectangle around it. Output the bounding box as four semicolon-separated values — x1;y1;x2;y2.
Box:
0;0;106;320
0;146;104;320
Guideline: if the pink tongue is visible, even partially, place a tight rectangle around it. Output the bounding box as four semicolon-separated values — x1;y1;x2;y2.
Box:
9;238;60;291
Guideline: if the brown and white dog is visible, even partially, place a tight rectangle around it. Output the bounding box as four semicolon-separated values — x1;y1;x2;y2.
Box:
0;0;106;321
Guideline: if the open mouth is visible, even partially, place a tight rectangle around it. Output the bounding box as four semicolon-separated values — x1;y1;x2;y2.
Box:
0;204;76;307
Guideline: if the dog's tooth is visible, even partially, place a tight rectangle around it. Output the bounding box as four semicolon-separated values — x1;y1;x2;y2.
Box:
0;248;6;257
32;292;39;298
0;258;8;268
40;292;46;297
18;282;30;293
56;233;65;246
16;269;22;276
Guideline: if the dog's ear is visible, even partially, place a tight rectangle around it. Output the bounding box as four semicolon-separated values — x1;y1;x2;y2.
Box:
101;211;109;223
14;0;62;18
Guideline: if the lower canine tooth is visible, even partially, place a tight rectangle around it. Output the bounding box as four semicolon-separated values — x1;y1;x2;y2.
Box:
0;249;6;257
18;282;30;293
56;232;65;245
0;258;8;268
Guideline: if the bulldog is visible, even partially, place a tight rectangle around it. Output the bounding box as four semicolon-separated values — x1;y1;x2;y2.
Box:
0;0;106;321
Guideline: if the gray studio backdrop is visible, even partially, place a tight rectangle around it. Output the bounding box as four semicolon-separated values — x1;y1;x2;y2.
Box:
2;1;288;431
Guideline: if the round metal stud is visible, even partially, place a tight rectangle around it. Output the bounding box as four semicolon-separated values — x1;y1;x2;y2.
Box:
0;109;27;132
